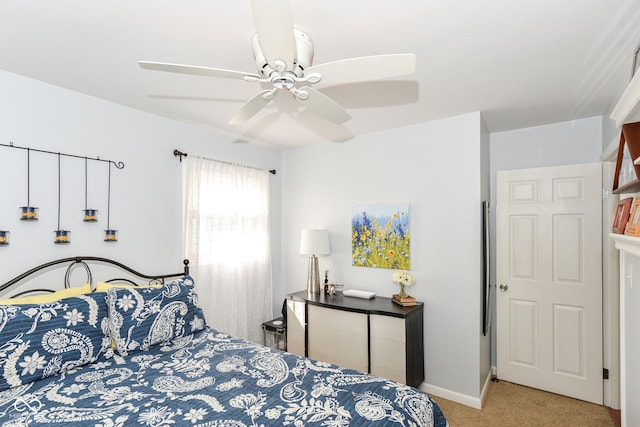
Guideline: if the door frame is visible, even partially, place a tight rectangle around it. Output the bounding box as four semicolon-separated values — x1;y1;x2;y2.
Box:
602;160;621;410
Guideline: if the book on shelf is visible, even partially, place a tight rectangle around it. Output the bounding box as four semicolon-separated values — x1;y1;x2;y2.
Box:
392;298;418;307
392;294;416;303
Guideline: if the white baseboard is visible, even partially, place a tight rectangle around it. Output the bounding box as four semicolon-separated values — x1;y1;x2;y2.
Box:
420;368;493;410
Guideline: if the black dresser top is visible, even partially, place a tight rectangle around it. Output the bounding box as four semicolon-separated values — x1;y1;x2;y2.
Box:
289;290;423;318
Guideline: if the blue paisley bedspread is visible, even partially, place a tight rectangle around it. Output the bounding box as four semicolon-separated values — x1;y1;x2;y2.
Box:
0;327;447;426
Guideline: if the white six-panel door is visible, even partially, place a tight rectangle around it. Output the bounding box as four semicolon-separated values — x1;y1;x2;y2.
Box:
496;163;603;404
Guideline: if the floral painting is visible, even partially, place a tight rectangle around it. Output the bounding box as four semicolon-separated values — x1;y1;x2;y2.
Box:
352;203;410;269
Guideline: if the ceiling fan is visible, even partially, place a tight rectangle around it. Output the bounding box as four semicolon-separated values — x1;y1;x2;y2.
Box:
138;0;416;125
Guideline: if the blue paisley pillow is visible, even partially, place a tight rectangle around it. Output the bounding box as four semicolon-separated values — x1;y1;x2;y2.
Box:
106;275;206;356
0;292;110;391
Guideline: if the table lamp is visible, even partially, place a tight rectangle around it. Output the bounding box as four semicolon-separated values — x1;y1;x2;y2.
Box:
300;229;330;293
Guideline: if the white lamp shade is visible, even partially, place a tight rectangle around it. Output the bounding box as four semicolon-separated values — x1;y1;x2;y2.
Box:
299;229;331;255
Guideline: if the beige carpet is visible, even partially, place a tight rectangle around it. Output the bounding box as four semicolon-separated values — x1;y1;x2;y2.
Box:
432;380;616;427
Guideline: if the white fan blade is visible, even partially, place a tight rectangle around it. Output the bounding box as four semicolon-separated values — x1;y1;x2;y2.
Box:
295;86;351;124
306;54;416;86
228;90;274;124
250;0;295;70
138;61;261;81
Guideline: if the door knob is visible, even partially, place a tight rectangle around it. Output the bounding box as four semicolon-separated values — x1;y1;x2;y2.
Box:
499;283;509;292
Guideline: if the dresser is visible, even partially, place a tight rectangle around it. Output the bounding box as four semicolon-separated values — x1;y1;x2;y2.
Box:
286;290;424;387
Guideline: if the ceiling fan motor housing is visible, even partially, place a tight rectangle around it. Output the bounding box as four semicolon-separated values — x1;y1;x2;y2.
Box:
251;28;314;79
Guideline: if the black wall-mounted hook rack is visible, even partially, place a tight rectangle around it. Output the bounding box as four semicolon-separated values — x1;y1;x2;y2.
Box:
1;142;125;169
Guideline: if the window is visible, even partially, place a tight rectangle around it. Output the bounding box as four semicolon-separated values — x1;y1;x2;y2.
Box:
184;156;272;343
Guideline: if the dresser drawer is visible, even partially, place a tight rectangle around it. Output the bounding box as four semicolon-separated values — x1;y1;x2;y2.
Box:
307;305;368;372
370;314;406;343
370;314;407;382
308;305;366;335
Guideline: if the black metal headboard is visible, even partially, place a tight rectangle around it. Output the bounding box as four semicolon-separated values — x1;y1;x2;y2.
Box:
0;256;190;296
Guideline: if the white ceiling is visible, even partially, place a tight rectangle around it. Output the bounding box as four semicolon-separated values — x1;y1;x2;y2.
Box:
1;0;640;149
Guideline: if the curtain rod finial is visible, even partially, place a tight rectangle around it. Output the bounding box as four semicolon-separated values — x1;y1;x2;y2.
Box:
173;149;187;162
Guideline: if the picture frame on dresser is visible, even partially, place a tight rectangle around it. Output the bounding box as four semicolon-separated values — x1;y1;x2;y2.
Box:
624;197;640;236
613;197;634;234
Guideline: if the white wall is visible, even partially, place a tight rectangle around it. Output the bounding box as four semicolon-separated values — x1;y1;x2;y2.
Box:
281;112;488;401
0;70;282;317
488;116;603;366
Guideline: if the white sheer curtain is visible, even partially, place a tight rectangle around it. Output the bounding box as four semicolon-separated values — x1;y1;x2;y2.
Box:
184;156;273;343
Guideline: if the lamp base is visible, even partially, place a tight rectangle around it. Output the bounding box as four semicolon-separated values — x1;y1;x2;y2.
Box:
306;255;321;293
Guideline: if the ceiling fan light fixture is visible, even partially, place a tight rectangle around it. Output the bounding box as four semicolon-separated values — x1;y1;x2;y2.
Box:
262;89;277;101
271;74;296;90
273;59;287;72
302;73;321;84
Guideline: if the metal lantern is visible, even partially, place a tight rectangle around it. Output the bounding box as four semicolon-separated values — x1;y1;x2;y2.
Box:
20;148;38;221
54;153;70;244
83;208;98;222
104;229;118;242
0;230;9;246
54;229;70;244
20;206;39;221
104;161;118;242
83;158;98;222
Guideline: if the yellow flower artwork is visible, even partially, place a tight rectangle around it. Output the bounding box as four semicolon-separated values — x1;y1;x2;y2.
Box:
351;203;410;269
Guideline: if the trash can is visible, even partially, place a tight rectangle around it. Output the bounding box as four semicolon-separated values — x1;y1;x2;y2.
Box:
262;317;287;351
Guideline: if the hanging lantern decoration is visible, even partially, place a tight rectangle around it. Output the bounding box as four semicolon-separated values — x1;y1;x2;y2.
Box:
84;209;98;222
0;230;9;246
54;153;70;244
104;229;117;241
83;158;98;222
104;161;118;242
20;148;39;221
54;229;70;244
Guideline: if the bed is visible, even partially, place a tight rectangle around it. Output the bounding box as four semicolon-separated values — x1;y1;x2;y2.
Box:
0;257;447;426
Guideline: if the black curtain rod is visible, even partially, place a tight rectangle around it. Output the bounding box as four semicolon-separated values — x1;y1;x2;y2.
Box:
173;149;276;175
1;142;125;169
